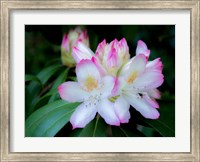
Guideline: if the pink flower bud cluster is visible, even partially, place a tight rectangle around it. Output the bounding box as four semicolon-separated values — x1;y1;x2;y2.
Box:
61;27;89;67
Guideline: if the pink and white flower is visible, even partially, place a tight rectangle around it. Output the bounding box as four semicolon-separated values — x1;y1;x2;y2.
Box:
61;27;89;67
72;40;94;64
58;59;120;129
136;40;151;58
72;38;130;77
95;38;130;76
72;41;107;77
59;38;164;128
113;40;164;123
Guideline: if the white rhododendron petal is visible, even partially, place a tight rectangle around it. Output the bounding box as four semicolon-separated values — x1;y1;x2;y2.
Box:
146;58;163;73
95;39;106;60
125;93;160;119
111;76;128;96
58;82;88;102
136;40;150;57
147;89;161;99
120;110;131;123
72;42;94;63
97;99;120;126
121;54;147;84
119;57;134;75
106;47;119;68
70;103;97;129
78;29;89;46
143;95;159;108
61;35;69;51
128;54;147;75
114;96;130;123
133;71;164;90
76;59;101;89
101;76;115;98
118;38;129;55
111;77;120;96
91;57;107;77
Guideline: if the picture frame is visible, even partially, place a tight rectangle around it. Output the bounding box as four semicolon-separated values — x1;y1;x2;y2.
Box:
0;0;199;161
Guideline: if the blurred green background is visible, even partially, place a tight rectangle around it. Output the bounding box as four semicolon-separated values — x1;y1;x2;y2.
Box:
25;25;175;137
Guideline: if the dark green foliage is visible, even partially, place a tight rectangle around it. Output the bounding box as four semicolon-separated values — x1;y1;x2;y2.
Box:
25;100;80;137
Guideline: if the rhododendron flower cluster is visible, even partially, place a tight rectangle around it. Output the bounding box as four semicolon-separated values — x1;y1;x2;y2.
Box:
61;27;89;67
58;37;164;129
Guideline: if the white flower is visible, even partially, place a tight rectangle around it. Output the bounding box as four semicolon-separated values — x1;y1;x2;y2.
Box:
58;59;120;129
95;38;130;76
72;38;130;77
113;40;164;123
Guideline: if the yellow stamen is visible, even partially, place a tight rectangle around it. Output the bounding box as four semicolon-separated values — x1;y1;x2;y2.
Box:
127;71;138;84
109;96;119;102
84;76;98;91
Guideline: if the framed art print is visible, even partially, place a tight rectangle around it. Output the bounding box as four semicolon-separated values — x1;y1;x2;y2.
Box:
0;0;199;161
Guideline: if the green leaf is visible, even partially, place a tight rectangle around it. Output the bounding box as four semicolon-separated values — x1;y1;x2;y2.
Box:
112;125;145;137
45;58;61;66
48;93;60;103
48;68;69;103
25;100;80;137
137;125;155;137
32;88;58;111
70;115;108;137
37;64;63;85
25;74;41;84
26;64;63;117
136;101;175;137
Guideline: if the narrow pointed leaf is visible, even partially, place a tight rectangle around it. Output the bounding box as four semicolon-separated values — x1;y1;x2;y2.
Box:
137;125;155;137
25;100;80;137
32;88;58;111
25;74;41;84
48;68;69;103
112;125;145;137
26;64;63;116
37;64;63;85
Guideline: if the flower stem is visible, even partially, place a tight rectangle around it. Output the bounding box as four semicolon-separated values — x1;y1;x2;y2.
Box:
93;114;100;137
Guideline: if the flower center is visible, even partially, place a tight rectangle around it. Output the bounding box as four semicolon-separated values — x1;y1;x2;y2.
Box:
127;71;138;84
84;76;98;92
84;94;101;108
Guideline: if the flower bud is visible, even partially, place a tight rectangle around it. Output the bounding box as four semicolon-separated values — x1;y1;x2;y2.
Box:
61;27;89;67
95;38;130;76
